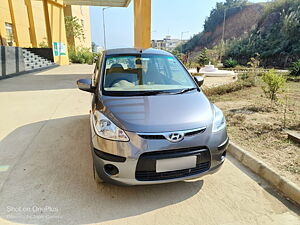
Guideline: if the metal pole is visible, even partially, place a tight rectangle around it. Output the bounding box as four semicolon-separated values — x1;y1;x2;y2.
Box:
221;9;226;61
180;31;189;53
181;32;183;53
102;7;111;49
102;8;106;49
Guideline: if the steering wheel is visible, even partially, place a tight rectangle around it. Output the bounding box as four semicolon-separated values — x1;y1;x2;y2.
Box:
110;78;132;87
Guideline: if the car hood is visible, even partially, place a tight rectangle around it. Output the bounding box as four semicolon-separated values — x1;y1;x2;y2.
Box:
101;91;213;133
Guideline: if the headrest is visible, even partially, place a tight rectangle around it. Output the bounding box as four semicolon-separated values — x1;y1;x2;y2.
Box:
110;63;124;69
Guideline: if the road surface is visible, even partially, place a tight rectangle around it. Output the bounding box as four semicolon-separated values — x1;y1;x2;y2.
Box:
0;65;299;225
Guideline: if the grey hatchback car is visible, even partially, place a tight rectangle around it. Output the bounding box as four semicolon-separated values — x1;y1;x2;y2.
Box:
77;48;228;185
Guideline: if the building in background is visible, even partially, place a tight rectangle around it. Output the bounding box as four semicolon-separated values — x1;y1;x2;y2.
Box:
151;35;186;52
0;0;91;65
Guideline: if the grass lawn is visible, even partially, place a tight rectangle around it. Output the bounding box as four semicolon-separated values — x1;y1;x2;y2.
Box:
209;81;300;186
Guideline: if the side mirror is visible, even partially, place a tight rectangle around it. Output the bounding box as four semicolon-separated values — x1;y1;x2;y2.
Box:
194;76;204;87
77;79;95;93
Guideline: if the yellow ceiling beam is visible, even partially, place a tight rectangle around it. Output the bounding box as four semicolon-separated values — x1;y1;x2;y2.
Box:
43;0;52;47
134;0;151;49
25;0;38;47
48;0;66;7
7;0;19;46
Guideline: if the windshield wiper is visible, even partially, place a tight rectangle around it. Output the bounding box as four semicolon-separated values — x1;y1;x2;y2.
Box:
135;90;170;96
172;88;197;95
123;88;197;96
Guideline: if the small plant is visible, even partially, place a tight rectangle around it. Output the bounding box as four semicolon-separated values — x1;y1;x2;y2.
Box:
223;58;238;68
282;93;289;128
261;69;286;102
247;53;260;69
247;53;261;86
289;59;300;76
39;37;48;48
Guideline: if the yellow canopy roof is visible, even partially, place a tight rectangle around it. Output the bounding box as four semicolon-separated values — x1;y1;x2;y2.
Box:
62;0;131;7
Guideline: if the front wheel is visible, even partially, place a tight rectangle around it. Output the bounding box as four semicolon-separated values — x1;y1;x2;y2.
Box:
93;163;104;184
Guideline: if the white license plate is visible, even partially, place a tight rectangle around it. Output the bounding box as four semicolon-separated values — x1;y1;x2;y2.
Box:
156;156;197;173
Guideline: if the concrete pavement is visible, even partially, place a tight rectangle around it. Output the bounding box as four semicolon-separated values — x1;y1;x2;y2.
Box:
0;64;299;225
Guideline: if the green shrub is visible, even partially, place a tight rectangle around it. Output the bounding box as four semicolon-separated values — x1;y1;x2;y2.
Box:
69;47;94;64
223;58;238;68
204;82;244;96
289;59;300;76
261;69;286;102
240;73;249;80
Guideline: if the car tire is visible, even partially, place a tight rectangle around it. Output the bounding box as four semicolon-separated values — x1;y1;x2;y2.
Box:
93;163;104;184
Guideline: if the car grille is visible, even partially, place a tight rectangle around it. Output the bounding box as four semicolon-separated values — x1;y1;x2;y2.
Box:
135;147;211;181
138;127;206;140
138;134;165;140
136;162;210;181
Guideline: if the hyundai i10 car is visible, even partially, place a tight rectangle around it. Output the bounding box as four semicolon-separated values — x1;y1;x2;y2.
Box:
77;48;228;186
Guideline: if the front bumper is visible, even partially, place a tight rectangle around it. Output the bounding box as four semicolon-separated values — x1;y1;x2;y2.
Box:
90;120;228;186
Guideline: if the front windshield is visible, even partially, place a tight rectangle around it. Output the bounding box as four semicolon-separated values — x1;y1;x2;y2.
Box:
102;54;196;96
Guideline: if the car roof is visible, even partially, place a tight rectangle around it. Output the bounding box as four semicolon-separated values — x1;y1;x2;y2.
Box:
103;48;173;56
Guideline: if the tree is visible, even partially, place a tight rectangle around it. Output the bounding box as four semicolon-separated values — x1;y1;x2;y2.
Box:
172;50;184;60
197;48;210;66
179;0;248;54
225;0;300;68
204;0;248;32
91;42;98;53
64;16;85;48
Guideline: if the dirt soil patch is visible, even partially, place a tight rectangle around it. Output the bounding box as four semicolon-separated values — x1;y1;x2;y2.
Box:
210;82;300;186
202;75;237;89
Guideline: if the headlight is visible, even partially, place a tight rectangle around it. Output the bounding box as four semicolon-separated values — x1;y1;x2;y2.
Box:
212;105;226;132
92;111;129;141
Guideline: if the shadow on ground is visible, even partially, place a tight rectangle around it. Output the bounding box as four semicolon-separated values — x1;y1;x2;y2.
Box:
0;73;92;92
0;115;203;224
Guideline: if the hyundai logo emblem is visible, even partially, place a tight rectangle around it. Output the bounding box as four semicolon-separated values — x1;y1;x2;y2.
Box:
166;132;184;143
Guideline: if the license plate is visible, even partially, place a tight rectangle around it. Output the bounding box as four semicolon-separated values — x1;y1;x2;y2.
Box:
156;156;197;173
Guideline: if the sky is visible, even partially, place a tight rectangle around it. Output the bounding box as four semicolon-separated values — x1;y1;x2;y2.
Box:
90;0;268;49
